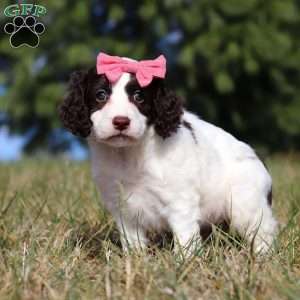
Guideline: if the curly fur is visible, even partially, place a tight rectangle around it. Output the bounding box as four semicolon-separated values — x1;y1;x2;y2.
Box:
59;70;92;138
152;81;183;139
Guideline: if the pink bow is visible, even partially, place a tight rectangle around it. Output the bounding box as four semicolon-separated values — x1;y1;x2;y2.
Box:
96;52;166;87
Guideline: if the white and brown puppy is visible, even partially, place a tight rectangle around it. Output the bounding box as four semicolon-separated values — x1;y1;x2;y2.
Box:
59;59;277;254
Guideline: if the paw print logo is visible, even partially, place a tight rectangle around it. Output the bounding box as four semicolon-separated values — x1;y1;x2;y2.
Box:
4;16;45;48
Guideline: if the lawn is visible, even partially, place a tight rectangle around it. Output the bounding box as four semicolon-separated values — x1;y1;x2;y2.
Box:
0;156;299;300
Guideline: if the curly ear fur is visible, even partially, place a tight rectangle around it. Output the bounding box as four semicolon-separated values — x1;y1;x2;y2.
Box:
59;70;92;138
153;82;183;139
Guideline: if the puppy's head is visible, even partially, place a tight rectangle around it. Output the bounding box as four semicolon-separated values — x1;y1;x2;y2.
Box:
59;67;183;147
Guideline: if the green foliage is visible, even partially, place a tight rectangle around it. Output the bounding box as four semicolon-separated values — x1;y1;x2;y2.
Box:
0;0;300;152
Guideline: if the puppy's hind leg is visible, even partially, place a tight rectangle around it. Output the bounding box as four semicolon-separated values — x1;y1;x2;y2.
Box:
229;168;278;254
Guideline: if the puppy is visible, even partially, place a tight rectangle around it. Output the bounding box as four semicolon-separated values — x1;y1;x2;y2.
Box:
59;53;277;254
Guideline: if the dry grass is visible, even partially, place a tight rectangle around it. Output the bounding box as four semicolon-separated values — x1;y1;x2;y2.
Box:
0;156;299;300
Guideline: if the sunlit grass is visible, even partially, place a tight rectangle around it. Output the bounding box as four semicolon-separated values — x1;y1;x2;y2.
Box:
0;156;299;300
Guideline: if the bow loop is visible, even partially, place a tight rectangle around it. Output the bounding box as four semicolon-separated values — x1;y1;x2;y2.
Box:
96;52;166;87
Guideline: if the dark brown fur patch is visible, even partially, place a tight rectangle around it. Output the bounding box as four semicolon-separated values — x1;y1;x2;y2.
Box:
199;221;230;240
126;77;183;139
183;120;197;144
267;188;272;206
58;69;110;137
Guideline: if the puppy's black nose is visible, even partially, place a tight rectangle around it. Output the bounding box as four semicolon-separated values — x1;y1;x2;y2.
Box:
112;116;131;131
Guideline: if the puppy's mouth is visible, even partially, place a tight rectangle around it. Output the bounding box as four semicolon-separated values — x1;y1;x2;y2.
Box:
105;133;136;141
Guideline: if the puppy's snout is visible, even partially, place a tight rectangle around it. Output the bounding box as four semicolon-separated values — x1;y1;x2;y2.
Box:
113;116;131;131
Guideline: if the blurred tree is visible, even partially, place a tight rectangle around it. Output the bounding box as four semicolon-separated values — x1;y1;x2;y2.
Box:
0;0;300;153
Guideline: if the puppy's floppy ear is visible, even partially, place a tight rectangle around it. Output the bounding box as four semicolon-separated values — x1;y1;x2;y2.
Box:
152;80;183;139
59;70;92;138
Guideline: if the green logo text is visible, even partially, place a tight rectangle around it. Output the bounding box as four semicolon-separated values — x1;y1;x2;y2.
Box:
4;4;47;17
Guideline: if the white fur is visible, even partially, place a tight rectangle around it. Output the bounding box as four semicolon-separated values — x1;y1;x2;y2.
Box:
87;73;278;254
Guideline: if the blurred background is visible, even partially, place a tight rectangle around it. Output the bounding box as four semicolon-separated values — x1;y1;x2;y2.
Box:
1;0;300;161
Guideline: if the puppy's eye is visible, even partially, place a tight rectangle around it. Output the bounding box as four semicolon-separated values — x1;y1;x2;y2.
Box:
133;90;144;103
96;89;108;102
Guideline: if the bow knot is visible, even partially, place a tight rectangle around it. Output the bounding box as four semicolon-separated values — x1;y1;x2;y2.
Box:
96;52;166;87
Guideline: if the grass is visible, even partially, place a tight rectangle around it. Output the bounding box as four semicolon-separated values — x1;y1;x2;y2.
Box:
0;155;299;300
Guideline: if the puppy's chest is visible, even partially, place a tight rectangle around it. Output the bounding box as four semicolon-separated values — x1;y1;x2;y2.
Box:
95;158;170;227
